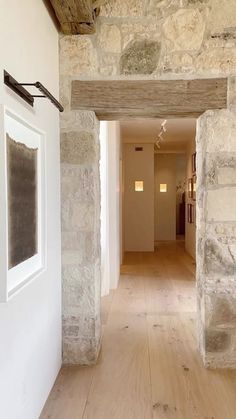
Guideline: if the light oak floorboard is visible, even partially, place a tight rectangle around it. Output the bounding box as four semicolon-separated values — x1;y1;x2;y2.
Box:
40;366;94;419
40;242;236;419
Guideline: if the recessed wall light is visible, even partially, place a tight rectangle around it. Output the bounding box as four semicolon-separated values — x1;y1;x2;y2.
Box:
160;184;167;193
135;181;144;192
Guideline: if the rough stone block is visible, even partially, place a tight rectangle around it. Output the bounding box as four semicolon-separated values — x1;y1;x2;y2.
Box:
60;111;77;132
62;264;94;287
206;188;236;222
60;76;71;112
196;48;236;75
209;296;236;329
62;272;96;315
218;167;236;185
60;36;97;76
160;51;193;73
71;203;95;230
98;24;121;53
61;167;97;204
61;131;97;165
77;112;96;130
62;250;83;266
205;154;236;187
120;39;161;75
163;9;205;51
61;199;71;232
100;0;143;17
207;0;236;33
204;238;236;276
63;315;98;339
62;231;96;261
213;223;236;245
63;337;101;365
99;53;119;76
205;329;231;353
61;111;96;132
147;0;181;19
120;22;161;43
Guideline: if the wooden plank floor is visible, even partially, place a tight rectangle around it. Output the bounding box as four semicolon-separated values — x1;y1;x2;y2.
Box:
40;241;236;419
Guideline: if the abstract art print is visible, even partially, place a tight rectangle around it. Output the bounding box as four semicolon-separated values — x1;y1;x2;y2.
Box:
0;106;45;301
7;134;38;269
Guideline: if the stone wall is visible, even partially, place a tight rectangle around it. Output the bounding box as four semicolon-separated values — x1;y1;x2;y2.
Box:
60;0;236;81
61;109;101;364
197;108;236;368
60;0;236;367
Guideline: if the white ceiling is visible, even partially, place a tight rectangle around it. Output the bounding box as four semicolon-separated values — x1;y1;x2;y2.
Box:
121;118;196;151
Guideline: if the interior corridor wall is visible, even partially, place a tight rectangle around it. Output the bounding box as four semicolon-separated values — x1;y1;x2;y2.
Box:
155;154;176;241
0;1;61;418
100;121;121;296
155;154;186;241
124;144;154;251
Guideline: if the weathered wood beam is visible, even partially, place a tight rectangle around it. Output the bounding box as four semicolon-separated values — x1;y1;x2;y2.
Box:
48;0;101;35
71;79;228;120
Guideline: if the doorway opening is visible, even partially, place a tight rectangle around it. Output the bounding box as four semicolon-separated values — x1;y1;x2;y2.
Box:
100;116;197;314
94;116;202;417
61;76;229;369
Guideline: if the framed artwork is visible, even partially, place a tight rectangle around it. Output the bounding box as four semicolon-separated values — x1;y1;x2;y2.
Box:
187;204;192;224
192;152;196;174
187;204;195;224
0;106;46;302
192;174;196;201
187;204;191;223
188;178;193;199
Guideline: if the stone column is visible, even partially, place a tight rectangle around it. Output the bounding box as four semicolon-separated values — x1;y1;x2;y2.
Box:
197;108;236;368
60;104;101;364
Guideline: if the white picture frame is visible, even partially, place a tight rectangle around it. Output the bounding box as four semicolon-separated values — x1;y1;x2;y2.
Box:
0;106;46;302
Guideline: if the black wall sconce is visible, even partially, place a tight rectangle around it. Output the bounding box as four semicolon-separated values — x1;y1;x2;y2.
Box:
4;70;64;112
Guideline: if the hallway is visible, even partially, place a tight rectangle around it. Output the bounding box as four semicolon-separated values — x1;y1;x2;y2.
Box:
41;242;236;419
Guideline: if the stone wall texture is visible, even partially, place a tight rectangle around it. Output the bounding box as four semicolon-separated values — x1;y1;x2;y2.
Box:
61;104;101;364
196;109;236;368
60;0;236;367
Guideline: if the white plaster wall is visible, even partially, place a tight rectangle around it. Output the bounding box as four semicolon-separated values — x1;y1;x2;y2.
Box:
108;122;121;289
100;122;110;296
185;138;196;259
120;139;125;264
124;143;154;251
100;121;120;296
155;154;177;241
0;1;61;418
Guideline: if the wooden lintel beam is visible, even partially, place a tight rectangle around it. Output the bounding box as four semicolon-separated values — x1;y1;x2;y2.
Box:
49;0;101;35
71;79;228;120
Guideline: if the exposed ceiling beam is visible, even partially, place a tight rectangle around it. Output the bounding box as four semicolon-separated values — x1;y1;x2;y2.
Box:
48;0;102;35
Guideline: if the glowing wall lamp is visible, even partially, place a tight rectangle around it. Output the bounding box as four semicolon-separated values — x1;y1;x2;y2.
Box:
160;184;167;193
135;181;144;192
